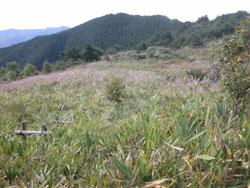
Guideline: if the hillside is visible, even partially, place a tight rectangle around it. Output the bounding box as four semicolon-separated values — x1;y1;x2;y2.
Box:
0;13;183;69
0;27;69;48
0;11;248;69
0;58;249;186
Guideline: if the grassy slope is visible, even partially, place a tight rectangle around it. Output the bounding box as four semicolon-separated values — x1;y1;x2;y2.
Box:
0;51;249;187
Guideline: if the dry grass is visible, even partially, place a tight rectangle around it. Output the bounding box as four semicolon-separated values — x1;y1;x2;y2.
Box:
0;63;160;91
0;60;217;93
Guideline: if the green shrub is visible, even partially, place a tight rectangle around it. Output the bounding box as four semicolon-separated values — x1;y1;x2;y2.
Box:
186;68;207;81
209;63;221;82
5;71;18;81
23;63;37;77
42;61;53;74
0;67;5;81
1;61;20;81
62;48;82;61
136;42;148;51
105;76;126;103
83;45;103;62
218;18;250;116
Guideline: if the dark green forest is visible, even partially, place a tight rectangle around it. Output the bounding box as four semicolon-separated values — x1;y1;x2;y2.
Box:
0;11;248;69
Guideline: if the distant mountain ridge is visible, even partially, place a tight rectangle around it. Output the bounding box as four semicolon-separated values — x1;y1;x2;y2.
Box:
0;11;249;69
0;26;69;48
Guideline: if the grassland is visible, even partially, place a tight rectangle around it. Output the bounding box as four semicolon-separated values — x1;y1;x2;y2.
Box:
0;49;249;187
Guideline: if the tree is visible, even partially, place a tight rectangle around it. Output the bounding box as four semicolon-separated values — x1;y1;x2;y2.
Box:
5;71;18;81
191;35;203;47
105;76;126;103
23;63;37;77
63;48;81;61
42;61;53;74
83;45;102;62
197;15;209;24
136;42;148;51
0;67;6;81
5;61;20;80
219;18;250;117
6;61;19;72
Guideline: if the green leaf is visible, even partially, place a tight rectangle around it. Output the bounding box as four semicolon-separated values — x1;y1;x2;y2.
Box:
164;141;184;151
197;155;215;160
186;130;207;144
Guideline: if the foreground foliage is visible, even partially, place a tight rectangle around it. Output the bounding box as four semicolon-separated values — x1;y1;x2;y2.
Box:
219;18;250;117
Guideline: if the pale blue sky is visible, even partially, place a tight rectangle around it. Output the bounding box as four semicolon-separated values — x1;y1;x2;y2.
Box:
0;0;249;30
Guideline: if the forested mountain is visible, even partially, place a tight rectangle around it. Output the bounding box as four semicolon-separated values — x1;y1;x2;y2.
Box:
0;27;69;48
0;11;248;69
168;11;249;48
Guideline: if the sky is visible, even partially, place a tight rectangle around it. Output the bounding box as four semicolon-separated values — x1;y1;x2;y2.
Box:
0;0;249;30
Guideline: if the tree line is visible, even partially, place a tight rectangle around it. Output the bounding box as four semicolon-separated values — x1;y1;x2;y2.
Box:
0;44;103;81
0;61;52;81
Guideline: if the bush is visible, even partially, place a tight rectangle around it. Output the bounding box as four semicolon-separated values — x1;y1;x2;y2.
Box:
5;71;18;81
146;46;176;59
63;48;82;61
1;61;20;81
191;35;204;47
218;18;250;116
136;42;148;51
83;45;103;62
0;67;6;81
42;61;53;74
23;63;37;77
105;77;126;103
186;68;207;81
209;63;221;82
